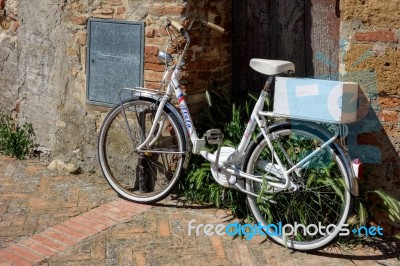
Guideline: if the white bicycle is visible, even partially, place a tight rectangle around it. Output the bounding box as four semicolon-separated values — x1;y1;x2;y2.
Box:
98;19;359;251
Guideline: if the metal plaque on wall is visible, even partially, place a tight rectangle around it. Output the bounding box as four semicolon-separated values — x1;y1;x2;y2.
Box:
86;19;144;106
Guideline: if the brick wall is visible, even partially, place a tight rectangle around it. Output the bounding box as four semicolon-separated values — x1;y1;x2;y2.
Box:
340;0;400;232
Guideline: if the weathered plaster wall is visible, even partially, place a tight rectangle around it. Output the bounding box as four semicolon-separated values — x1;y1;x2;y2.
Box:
340;0;400;232
1;0;73;153
0;0;231;172
0;0;19;112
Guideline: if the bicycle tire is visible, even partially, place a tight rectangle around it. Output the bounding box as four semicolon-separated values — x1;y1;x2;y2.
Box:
98;97;186;203
243;121;352;251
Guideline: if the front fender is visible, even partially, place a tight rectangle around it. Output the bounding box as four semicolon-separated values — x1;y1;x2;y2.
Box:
131;93;192;169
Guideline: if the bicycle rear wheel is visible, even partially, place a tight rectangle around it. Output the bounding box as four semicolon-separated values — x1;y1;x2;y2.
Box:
243;122;352;251
98;98;186;203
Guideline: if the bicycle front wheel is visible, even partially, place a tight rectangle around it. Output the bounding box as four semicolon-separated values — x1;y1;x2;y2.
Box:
243;122;352;251
98;98;186;203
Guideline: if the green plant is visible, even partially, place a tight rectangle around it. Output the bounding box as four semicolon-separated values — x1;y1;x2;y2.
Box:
372;190;400;223
338;189;400;246
178;88;255;218
0;112;35;159
351;190;400;226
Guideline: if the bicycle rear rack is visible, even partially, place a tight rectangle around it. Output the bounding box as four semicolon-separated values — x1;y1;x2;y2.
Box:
118;87;167;101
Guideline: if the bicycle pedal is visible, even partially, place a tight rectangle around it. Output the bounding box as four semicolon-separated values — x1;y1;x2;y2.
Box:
205;129;224;145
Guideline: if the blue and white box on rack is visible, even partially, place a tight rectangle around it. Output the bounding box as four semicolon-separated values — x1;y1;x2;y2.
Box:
273;77;359;124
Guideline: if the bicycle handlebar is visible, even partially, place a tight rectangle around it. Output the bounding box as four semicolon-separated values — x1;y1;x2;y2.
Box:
170;20;185;32
200;20;225;33
169;19;225;34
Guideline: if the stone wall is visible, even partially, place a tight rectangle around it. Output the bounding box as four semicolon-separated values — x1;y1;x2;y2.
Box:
0;0;231;172
340;0;400;231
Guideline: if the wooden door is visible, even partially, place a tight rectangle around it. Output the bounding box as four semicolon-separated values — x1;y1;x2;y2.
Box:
232;0;340;96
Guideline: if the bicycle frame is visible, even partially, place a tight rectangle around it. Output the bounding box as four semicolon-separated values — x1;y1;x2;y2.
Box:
130;21;348;194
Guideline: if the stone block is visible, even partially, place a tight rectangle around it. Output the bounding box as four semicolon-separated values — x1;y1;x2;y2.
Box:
355;30;397;43
380;110;399;123
144;63;165;72
93;7;114;15
379;97;400;109
108;0;122;6
144;45;159;56
66;15;87;25
115;6;126;15
340;0;400;28
145;28;155;38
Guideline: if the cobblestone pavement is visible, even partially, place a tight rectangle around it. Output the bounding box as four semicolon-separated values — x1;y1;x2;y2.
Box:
0;156;399;265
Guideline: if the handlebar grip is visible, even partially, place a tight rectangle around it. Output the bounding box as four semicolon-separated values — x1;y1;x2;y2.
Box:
201;20;225;33
170;19;185;32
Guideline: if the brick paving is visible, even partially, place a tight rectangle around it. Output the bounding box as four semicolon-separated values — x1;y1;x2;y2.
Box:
0;156;399;265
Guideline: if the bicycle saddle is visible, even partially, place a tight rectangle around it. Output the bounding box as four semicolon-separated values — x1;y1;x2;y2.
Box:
250;58;295;75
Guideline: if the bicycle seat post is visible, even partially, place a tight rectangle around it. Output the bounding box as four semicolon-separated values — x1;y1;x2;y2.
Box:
262;75;275;95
